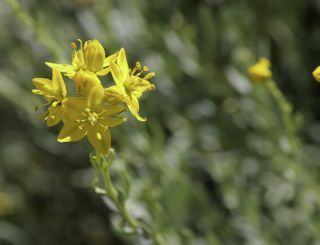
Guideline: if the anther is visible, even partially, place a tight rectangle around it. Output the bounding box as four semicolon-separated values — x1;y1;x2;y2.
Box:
136;62;142;70
96;132;102;140
143;72;155;80
143;66;149;72
71;42;77;49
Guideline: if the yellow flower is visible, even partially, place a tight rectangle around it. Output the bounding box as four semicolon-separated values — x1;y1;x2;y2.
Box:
32;69;67;126
45;39;117;79
104;48;156;121
312;66;320;82
58;87;126;154
248;57;272;83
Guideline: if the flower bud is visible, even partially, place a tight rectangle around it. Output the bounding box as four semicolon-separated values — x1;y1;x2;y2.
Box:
248;57;272;83
312;66;320;82
83;39;105;72
73;71;103;97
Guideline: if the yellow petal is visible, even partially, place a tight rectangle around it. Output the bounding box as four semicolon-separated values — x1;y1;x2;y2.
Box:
110;61;125;86
32;78;54;94
87;85;105;111
127;96;146;122
45;62;74;74
32;89;44;95
101;117;127;127
132;91;142;99
96;67;111;76
47;106;63;127
52;69;67;98
103;52;118;68
87;127;111;155
117;48;129;78
83;39;105;72
104;85;123;104
57;121;88;142
62;97;86;122
102;104;126;116
38;111;48;121
73;71;102;97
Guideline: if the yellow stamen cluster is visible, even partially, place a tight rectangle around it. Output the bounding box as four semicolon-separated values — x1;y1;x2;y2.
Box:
32;39;155;154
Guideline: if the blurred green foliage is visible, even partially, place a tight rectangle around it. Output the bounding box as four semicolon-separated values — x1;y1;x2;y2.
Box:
1;0;320;244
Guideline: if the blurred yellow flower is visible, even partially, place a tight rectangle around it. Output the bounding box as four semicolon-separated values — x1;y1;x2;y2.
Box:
248;57;272;83
105;48;156;121
312;66;320;82
46;39;117;79
58;87;126;154
32;69;67;126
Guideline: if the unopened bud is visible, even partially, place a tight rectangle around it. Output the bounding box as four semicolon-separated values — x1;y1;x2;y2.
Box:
83;39;106;72
312;66;320;82
74;71;103;97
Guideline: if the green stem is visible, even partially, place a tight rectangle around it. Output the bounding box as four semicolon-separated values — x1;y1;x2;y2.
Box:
101;164;138;230
266;79;295;134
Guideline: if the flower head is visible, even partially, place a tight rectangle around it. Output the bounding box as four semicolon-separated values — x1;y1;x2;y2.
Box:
32;69;67;126
33;39;155;154
58;87;126;154
248;57;272;83
312;66;320;82
105;48;156;121
46;39;117;79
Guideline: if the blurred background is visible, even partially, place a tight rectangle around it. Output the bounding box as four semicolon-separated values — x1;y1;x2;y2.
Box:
1;0;320;244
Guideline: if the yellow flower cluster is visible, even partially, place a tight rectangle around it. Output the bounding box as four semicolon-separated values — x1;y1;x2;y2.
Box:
32;39;156;154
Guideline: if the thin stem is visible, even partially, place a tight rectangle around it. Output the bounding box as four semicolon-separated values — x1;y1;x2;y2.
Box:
102;166;118;202
101;164;138;230
119;200;138;229
266;79;295;134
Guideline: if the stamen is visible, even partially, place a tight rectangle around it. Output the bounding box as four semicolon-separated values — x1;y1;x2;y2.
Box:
131;66;138;75
143;66;149;72
143;72;156;80
136;70;144;77
75;119;86;123
97;110;106;116
150;84;156;91
98;123;109;131
51;101;59;108
71;42;77;49
77;39;83;50
136;62;142;70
